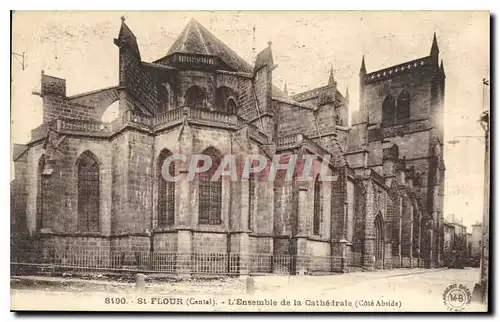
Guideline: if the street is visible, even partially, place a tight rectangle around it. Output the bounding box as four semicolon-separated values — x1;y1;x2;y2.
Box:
11;268;487;312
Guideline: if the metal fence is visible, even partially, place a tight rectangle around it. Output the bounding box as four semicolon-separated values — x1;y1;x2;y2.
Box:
11;248;366;276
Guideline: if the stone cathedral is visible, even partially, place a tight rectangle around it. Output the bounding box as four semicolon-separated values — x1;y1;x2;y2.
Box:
11;18;446;275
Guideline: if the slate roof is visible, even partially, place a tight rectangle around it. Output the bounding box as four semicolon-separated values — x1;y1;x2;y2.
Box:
164;19;307;107
166;18;253;73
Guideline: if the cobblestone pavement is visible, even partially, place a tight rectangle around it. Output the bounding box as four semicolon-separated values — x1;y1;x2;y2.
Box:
10;268;487;312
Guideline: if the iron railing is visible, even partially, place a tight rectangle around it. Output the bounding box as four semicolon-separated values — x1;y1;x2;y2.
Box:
11;249;366;276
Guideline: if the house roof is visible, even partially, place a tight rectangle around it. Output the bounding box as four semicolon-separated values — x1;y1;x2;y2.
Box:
166;18;253;73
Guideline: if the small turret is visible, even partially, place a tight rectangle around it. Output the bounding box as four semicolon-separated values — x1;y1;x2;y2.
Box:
359;55;366;119
359;55;367;76
430;32;439;63
254;41;274;74
440;59;445;78
328;66;337;87
114;15;141;59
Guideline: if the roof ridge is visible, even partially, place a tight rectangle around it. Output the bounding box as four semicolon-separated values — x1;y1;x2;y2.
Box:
193;20;210;55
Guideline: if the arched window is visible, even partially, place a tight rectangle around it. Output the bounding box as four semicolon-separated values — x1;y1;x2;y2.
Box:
77;151;100;232
382;95;395;126
185;86;206;108
396;89;410;122
198;148;222;225
374;213;384;262
248;172;255;231
157;149;175;226
227;98;237;114
215;86;238;113
157;83;171;114
36;156;46;230
313;175;322;236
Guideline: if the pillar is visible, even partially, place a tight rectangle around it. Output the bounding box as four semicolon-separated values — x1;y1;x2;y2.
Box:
363;180;375;270
177;229;192;276
401;197;413;267
331;169;347;272
392;195;402;268
422;218;434;268
234;177;250;275
384;242;393;269
294;183;310;273
175;116;193;275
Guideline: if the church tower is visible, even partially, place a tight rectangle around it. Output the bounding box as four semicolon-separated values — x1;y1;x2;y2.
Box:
359;33;446;268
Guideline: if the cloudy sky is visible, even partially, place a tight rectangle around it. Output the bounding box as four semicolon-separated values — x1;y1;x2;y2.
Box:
11;11;489;229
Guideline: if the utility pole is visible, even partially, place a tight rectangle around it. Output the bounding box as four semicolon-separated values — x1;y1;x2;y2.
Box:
12;51;25;70
473;78;490;304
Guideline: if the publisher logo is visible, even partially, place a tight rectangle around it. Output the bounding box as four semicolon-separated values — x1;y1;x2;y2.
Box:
443;283;471;311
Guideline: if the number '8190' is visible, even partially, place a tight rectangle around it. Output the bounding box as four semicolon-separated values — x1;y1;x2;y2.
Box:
105;297;127;304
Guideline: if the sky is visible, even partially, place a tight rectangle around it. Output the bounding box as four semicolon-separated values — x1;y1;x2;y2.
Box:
11;11;490;229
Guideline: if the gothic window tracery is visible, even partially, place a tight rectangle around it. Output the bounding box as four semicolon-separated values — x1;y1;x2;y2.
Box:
374;213;384;262
396;89;410;122
198;147;222;225
77;151;100;232
157;149;175;226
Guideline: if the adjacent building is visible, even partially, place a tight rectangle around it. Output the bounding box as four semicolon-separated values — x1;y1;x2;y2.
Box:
470;222;482;263
443;222;455;267
445;214;468;267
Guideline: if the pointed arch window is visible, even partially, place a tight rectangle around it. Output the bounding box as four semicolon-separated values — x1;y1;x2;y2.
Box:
313;175;323;236
396;89;410;122
382;95;396;126
36;156;48;230
198;148;222;225
215;86;238;113
227;98;237;114
374;213;384;261
77;151;100;232
185;86;206;108
157;149;175;226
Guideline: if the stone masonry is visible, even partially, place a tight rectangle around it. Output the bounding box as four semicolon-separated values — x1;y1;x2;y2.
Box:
11;18;445;275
